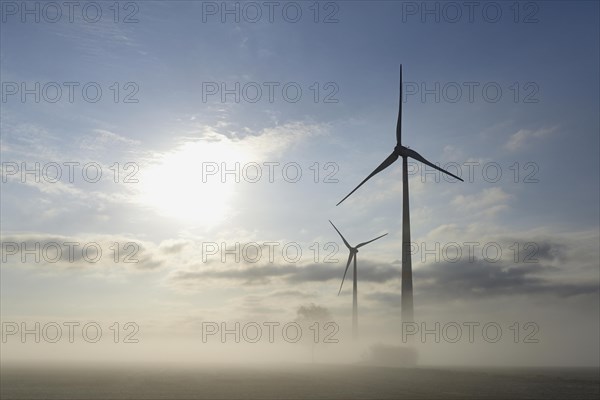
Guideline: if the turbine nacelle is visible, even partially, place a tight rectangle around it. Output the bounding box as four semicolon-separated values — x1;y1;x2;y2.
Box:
394;145;409;156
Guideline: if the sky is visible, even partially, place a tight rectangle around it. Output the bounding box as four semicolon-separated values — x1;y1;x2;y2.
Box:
1;1;599;367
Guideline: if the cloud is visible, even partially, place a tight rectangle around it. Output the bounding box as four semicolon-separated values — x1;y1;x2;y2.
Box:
287;261;399;285
164;227;599;309
452;187;512;217
366;258;598;310
363;226;600;311
158;239;192;255
47;13;143;62
79;129;140;151
417;258;598;300
0;121;64;160
168;259;400;289
0;233;166;272
187;120;329;158
171;264;297;286
266;290;316;299
505;127;557;151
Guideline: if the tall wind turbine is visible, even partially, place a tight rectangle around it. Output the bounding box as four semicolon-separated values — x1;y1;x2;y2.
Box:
336;65;463;324
329;220;387;340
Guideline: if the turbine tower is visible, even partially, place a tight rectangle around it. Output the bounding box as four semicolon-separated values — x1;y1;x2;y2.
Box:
329;220;387;340
336;65;463;324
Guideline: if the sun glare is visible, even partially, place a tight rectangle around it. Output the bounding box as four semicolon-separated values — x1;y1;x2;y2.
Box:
138;137;250;227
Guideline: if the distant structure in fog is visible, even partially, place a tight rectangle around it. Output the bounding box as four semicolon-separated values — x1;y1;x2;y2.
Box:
329;220;387;340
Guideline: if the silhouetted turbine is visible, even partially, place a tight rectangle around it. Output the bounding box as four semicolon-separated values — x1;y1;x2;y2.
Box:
337;65;463;324
329;220;387;340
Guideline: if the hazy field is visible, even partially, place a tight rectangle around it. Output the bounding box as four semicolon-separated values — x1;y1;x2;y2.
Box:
1;363;598;399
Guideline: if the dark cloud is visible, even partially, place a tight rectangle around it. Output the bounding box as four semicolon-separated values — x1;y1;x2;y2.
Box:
1;234;165;271
266;290;314;299
168;235;596;305
170;260;400;286
365;258;598;308
172;265;297;285
497;238;568;263
414;258;597;298
286;260;399;284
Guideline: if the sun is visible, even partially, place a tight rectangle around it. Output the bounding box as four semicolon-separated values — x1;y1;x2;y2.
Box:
137;137;250;227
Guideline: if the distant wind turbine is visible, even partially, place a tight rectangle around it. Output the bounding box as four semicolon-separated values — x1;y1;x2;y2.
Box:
336;65;463;324
329;220;387;340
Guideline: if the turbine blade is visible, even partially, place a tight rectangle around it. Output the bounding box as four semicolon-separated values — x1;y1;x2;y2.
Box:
356;233;388;248
396;64;402;145
336;151;399;206
338;252;354;295
405;148;464;182
329;220;352;250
